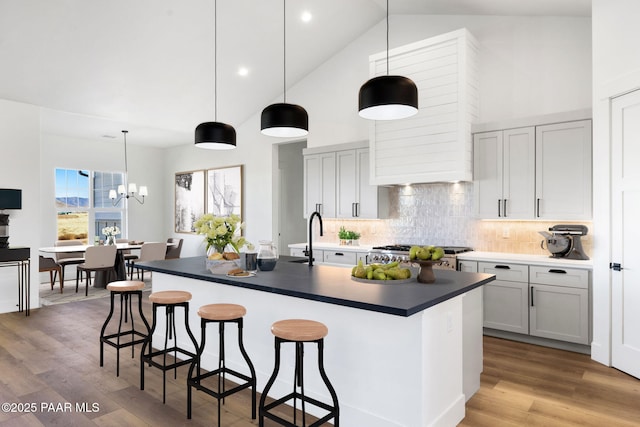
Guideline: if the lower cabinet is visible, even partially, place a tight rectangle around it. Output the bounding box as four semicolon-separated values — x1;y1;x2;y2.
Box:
475;261;591;345
289;248;367;266
529;266;589;345
478;262;529;335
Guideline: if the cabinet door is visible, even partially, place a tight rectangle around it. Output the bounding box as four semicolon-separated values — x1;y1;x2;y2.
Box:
473;131;503;218
483;280;529;334
458;260;478;272
304;153;336;218
336;150;357;218
323;250;357;265
530;283;589;344
535;120;592;219
356;149;380;218
502;127;535;218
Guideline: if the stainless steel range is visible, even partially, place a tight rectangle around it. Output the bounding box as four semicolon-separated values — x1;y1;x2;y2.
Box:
367;245;473;271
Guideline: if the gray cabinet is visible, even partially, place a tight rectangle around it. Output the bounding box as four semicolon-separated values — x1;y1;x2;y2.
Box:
479;262;529;334
303;152;336;218
529;266;590;344
473;127;535;219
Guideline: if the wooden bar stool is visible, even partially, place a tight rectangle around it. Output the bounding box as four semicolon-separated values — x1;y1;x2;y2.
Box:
99;280;150;377
140;290;199;403
259;319;339;427
187;303;257;425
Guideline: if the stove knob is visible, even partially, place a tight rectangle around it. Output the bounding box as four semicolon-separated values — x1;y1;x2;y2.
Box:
382;255;390;263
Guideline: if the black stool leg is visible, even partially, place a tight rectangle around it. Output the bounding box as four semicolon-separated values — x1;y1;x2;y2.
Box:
317;339;339;426
99;292;116;368
140;303;159;391
187;318;207;420
259;338;282;427
237;318;257;419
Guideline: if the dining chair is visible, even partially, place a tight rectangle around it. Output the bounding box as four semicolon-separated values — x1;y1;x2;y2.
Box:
39;255;63;293
54;239;86;284
165;238;183;259
130;242;167;280
76;245;117;296
117;238;139;276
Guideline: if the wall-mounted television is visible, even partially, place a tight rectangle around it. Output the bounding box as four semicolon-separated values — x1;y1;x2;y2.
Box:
0;189;22;210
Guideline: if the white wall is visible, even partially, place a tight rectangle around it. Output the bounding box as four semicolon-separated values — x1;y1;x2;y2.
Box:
591;0;640;366
286;14;591;149
0;99;40;313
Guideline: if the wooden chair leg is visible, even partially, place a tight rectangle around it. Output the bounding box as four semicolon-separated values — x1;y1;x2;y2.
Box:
58;268;63;293
49;271;55;290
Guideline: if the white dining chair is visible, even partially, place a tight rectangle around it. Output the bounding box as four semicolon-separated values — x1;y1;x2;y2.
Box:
130;242;167;280
76;245;117;296
54;239;86;284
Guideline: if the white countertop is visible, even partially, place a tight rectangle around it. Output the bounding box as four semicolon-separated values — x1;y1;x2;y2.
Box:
457;251;593;269
288;242;373;252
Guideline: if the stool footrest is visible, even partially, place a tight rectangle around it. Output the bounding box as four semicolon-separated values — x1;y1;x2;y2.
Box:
101;330;147;350
188;367;254;400
142;347;196;371
262;392;338;427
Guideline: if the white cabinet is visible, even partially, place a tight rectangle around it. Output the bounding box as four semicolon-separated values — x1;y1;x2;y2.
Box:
303;152;336;218
323;250;357;265
535;120;592;219
304;142;388;219
336;148;388;218
479;262;529;334
457;260;478;272
529;266;589;345
473;117;592;220
369;28;478;185
473;127;535;219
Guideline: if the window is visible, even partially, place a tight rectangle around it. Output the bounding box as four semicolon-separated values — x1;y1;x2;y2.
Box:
55;168;125;242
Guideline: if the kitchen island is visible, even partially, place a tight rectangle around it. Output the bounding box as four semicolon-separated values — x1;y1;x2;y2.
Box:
137;256;494;427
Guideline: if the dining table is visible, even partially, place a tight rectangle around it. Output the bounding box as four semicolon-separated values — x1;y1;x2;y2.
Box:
38;242;149;288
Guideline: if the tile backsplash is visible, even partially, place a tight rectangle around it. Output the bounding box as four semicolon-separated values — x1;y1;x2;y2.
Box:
317;182;593;257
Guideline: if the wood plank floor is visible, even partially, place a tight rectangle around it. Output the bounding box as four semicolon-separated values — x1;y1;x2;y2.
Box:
2;292;639;426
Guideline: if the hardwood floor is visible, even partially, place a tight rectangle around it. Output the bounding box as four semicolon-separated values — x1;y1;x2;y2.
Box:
1;293;639;426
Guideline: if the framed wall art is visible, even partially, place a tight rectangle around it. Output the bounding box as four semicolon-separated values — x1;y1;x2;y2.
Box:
206;165;243;218
175;170;205;233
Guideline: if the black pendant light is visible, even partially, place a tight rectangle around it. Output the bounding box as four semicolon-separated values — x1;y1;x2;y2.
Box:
358;0;418;120
195;0;236;149
261;0;308;137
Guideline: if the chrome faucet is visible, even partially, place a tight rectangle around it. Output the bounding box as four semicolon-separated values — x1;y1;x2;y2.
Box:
307;211;323;266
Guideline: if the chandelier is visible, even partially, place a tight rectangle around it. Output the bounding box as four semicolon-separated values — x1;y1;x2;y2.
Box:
109;130;148;205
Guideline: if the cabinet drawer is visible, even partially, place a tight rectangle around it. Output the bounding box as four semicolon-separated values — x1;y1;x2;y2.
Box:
529;266;589;289
323;251;357;265
478;262;528;282
290;248;306;257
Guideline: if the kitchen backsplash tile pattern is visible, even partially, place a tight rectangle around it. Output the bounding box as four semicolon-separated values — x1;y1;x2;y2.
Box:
318;182;593;257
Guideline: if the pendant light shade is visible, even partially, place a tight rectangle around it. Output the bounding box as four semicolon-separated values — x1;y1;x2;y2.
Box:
260;0;309;137
261;103;308;137
358;75;418;120
195;121;237;149
195;0;236;150
358;0;418;121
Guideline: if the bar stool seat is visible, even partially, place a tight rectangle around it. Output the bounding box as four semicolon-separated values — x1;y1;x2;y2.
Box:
187;303;256;425
141;290;198;404
259;319;339;427
99;280;150;377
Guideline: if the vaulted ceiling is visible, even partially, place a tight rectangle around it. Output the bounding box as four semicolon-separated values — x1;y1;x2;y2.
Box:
0;0;590;147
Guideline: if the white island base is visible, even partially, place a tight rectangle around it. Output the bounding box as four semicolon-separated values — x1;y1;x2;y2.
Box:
150;273;483;427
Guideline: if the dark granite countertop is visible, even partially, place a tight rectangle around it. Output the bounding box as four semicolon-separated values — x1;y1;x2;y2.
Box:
137;256;495;317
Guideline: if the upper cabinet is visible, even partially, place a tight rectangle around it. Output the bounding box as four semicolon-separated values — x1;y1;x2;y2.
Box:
474;127;535;219
303;152;336;218
535;120;592;219
473;112;592;220
368;28;479;185
304;142;388;219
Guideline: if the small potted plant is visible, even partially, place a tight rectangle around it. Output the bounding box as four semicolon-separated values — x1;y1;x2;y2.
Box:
338;226;361;246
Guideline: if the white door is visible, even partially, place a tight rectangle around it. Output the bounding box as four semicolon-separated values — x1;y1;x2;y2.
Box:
611;89;640;379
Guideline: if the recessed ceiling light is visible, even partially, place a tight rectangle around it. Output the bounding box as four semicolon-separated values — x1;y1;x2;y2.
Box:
238;66;249;76
301;11;312;22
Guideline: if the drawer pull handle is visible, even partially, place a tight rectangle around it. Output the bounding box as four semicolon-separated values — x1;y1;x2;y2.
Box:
334;252;344;256
531;286;534;307
548;269;566;274
494;265;511;269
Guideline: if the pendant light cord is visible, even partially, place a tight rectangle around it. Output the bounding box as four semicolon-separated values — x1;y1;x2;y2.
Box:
214;0;218;121
122;130;129;185
283;0;287;103
386;0;389;76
